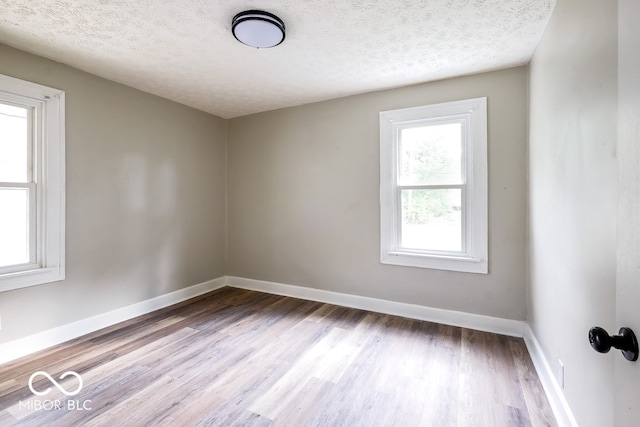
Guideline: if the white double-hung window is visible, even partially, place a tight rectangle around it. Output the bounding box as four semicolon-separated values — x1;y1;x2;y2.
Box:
379;97;488;274
0;75;65;292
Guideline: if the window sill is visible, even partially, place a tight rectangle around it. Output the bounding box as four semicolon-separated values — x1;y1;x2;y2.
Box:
0;267;65;293
381;251;488;274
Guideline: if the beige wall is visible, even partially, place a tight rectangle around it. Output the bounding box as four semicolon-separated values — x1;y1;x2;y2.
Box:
528;0;618;426
228;67;528;320
0;44;228;344
0;44;528;347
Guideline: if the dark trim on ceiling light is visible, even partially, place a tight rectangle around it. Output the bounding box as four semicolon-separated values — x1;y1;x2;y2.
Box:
232;10;286;49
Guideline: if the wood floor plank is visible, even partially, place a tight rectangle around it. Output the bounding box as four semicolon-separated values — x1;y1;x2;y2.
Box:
485;334;528;410
271;377;334;427
0;326;199;418
152;390;227;427
303;303;338;323
0;287;557;427
457;328;497;427
82;375;178;427
304;323;391;427
249;326;352;419
0;287;237;380
0;410;16;426
206;316;333;401
0;380;19;395
0;315;185;391
310;313;382;384
509;339;559;427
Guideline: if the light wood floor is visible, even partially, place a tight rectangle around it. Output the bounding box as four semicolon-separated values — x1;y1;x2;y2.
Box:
0;287;557;426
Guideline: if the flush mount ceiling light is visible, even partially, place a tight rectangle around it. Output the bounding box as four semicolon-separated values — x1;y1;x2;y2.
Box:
232;10;285;49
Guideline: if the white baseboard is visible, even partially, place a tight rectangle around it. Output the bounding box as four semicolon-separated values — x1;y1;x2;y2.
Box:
523;325;578;427
0;277;226;365
225;276;526;337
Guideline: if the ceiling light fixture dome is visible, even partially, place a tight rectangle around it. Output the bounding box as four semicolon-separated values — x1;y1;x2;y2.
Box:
232;10;285;49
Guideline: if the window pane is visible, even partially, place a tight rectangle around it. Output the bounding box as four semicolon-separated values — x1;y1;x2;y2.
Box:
0;188;30;267
400;188;462;252
0;103;29;182
399;123;462;186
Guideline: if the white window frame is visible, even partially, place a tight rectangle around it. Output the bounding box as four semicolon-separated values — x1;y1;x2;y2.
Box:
380;97;488;274
0;74;65;292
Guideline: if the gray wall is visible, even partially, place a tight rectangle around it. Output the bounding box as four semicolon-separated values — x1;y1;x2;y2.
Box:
0;45;528;346
228;67;528;320
527;0;618;426
0;44;228;344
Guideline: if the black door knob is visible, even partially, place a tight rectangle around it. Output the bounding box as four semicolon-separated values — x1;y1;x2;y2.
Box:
589;326;639;361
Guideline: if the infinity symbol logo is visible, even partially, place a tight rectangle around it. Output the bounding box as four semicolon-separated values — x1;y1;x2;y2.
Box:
28;371;83;396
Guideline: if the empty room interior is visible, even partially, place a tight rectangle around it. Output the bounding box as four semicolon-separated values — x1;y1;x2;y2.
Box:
1;1;638;426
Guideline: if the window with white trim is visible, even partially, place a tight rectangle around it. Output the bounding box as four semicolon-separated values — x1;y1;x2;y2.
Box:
379;97;488;274
0;75;65;292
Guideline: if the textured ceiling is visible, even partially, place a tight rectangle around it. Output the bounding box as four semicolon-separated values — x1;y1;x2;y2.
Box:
0;0;556;119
